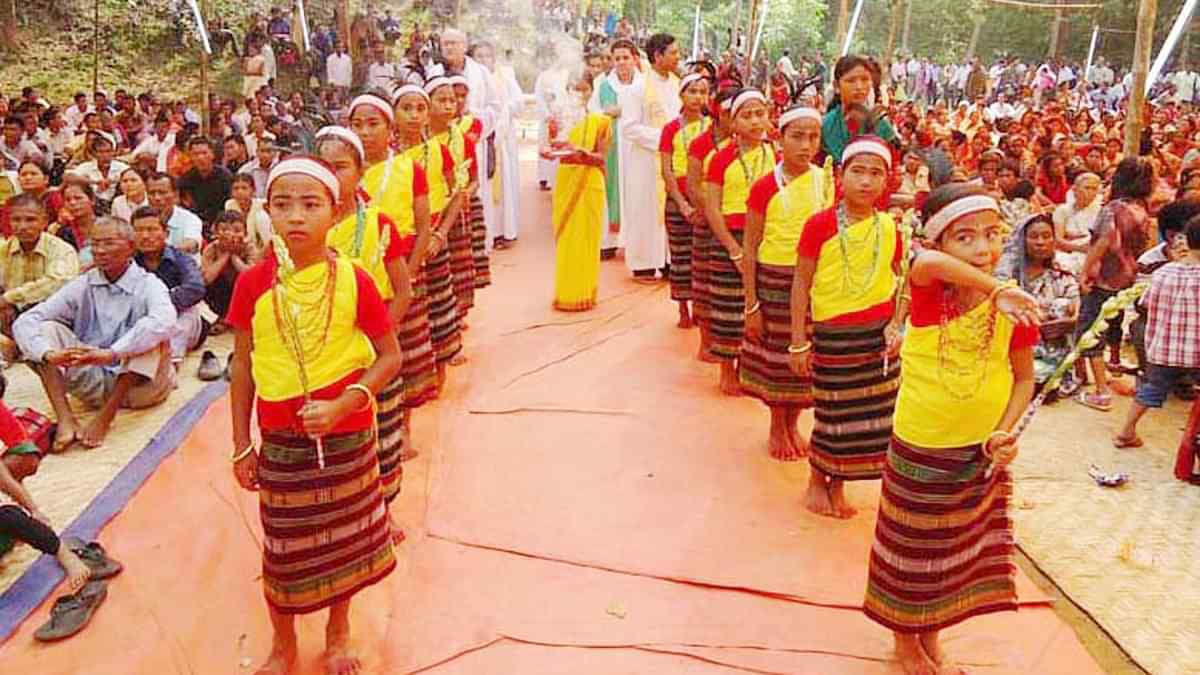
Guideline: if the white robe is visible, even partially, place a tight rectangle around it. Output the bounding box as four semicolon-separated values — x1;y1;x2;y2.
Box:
461;56;504;248
617;69;680;274
488;63;525;242
588;71;641;251
534;68;569;186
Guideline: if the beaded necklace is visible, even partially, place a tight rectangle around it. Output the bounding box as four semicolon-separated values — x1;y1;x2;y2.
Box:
736;140;769;187
773;162;821;227
679;115;706;157
833;203;882;296
936;287;998;400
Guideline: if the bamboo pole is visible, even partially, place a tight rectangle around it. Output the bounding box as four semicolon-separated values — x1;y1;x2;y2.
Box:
200;0;210;137
884;0;903;86
1125;0;1157;157
836;0;850;52
92;0;100;94
901;0;912;53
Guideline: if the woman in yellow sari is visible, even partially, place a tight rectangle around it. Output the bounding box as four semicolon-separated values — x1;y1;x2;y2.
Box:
550;74;611;312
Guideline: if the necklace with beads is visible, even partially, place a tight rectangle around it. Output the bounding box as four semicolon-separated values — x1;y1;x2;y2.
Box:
936;287;998;400
833;203;882;296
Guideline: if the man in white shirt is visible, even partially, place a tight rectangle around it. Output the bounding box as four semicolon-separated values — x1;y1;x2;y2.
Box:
237;145;278;198
145;173;203;254
63;92;92;131
261;39;277;84
44;110;75;162
366;44;397;93
987;93;1016;121
69;132;128;203
777;49;797;82
326;41;353;96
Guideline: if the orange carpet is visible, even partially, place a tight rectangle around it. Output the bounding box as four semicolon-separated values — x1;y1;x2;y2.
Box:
0;158;1102;674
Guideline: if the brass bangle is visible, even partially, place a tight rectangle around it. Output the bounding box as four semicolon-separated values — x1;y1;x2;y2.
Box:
729;251;745;262
345;383;375;413
231;443;256;463
787;342;813;354
983;430;1010;460
988;284;1008;306
746;302;762;315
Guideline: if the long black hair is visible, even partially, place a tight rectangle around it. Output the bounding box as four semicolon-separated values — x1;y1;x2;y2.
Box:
828;54;878;110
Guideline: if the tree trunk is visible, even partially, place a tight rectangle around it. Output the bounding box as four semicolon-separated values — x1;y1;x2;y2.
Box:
883;0;903;86
1126;0;1158;157
0;0;17;48
965;12;985;62
91;0;99;94
836;0;850;53
1048;8;1063;57
901;0;913;53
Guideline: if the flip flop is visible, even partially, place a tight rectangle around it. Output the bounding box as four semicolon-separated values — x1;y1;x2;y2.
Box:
62;538;124;580
1076;391;1113;412
33;580;108;642
1113;436;1144;449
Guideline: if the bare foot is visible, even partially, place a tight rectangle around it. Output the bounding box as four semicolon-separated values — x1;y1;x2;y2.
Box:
460;322;469;332
398;447;419;462
324;631;361;675
677;304;693;329
785;423;810;459
57;547;92;592
895;634;938;675
919;634;969;675
804;470;835;517
388;511;406;545
254;644;297;675
768;425;802;462
79;416;114;449
450;354;468;367
52;420;80;454
719;363;742;396
828;479;858;519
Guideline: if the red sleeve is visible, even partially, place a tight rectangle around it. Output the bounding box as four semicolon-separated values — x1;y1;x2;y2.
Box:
380;213;404;263
688;133;712;161
659;118;681;153
746;173;779;217
440;143;455;184
796;207;837;259
353;265;393;338
396;234;416;256
412;164;429;197
706;144;736;184
471;118;483;137
225;259;275;327
1010;323;1040;351
892;226;903;265
465;139;478;181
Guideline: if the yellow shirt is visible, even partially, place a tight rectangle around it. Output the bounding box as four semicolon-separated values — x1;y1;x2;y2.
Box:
797;208;901;323
747;166;828;266
327;205;395;300
707;142;777;228
400;140;451;216
360;153;419;236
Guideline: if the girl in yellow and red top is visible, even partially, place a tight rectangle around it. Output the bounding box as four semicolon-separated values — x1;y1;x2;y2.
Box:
704;88;777;395
864;184;1041;675
393;82;464;389
316;125;415;540
788;136;904;520
349;93;438;460
227;156;403;675
452;74;493;288
429;75;478;329
658;73;711;328
740;107;830;462
687;87;737;363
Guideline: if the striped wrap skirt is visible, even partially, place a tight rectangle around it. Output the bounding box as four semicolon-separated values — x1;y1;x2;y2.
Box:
738;263;812;407
423;245;462;365
258;429;397;615
864;436;1017;633
469;195;491;288
375;376;405;503
706;230;746;361
664;199;693;302
808;319;899;481
691;219;713;327
449;211;476;317
397;270;437;409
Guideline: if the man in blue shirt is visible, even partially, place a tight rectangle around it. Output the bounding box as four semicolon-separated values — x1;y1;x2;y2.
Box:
131;207;207;364
14;218;176;450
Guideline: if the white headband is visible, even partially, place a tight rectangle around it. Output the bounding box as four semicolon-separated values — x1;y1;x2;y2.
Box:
391;84;429;106
93;131;118;148
350;94;394;123
719;98;733;112
448;75;469;89
680;73;706;93
315;126;365;164
731;90;766;116
843;138;892;170
424;76;453;95
779;107;821;130
923;195;1000;242
267;157;341;204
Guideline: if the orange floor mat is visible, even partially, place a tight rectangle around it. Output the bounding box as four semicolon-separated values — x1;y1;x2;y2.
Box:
0;157;1099;674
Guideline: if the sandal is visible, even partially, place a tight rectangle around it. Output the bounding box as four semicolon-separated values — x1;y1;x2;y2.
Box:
1113;435;1145;449
1076;391;1113;412
34;580;108;641
62;538;124;580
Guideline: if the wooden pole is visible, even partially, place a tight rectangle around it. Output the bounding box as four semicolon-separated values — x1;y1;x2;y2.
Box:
884;0;903;87
200;0;210;137
836;0;850;52
1126;0;1157;157
92;0;100;94
901;0;912;53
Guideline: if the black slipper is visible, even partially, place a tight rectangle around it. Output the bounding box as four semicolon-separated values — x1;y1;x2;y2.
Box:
62;538;124;580
34;580;108;641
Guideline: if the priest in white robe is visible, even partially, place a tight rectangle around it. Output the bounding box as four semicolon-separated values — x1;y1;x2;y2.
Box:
617;34;682;278
588;38;642;256
474;42;525;245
